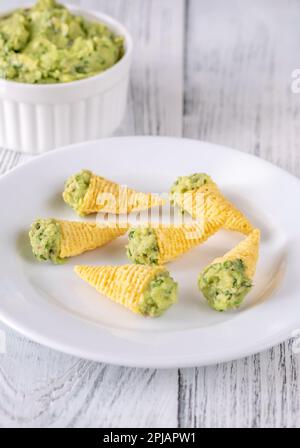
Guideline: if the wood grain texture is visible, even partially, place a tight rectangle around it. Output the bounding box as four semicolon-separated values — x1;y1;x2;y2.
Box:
0;326;178;428
0;0;300;428
81;0;184;137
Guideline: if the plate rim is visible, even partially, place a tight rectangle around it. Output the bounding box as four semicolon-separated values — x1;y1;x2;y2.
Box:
2;135;300;187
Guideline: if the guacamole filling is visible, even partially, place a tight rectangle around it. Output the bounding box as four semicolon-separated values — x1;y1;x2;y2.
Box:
198;259;252;312
127;227;160;265
139;272;178;317
170;173;213;202
63;169;92;215
29;218;63;264
0;0;124;84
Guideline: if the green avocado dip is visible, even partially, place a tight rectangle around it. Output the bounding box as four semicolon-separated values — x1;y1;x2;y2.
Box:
0;0;124;84
63;169;92;216
29;218;63;264
127;227;160;265
139;271;178;317
170;173;213;202
198;259;252;312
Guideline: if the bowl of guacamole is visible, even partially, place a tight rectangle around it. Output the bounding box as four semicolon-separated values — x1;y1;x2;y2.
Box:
0;0;126;84
0;0;133;152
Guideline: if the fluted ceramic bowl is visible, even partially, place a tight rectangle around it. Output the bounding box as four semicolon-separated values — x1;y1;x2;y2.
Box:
0;5;133;154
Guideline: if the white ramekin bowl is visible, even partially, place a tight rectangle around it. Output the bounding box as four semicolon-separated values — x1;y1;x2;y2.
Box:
0;5;133;154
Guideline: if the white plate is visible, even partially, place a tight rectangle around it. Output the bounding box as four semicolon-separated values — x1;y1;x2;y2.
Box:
0;137;299;368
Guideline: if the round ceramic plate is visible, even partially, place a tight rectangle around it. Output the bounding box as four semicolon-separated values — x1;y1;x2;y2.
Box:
0;137;298;367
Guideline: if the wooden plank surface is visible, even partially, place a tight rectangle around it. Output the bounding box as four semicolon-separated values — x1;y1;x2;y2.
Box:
0;0;300;428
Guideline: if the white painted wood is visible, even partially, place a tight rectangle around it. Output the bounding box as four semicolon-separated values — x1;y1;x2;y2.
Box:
87;0;184;137
1;0;300;428
0;326;178;428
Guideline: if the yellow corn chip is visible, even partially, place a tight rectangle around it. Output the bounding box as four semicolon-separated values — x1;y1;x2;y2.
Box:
59;220;128;258
80;174;164;215
74;264;166;314
173;182;253;235
211;228;260;278
155;220;225;264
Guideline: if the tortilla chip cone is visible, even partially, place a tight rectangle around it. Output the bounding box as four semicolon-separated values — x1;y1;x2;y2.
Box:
59;220;128;258
198;229;260;311
155;220;225;264
156;222;223;264
66;172;164;216
74;264;167;315
210;228;260;278
172;181;253;235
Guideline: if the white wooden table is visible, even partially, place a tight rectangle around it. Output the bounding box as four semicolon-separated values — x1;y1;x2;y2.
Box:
0;0;300;428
